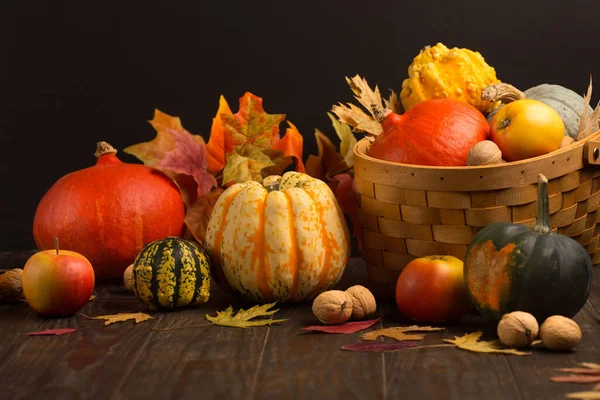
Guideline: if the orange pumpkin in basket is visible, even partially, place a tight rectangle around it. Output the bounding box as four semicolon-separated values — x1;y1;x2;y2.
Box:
368;99;489;166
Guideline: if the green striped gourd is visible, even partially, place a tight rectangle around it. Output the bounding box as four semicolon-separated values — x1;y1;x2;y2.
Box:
132;237;212;310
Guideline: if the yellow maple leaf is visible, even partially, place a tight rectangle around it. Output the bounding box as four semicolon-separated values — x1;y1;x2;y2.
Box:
361;325;444;341
444;331;530;356
222;144;275;185
83;312;154;326
206;302;288;328
327;112;357;168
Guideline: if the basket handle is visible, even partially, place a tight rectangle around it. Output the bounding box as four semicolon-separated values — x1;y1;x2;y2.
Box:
583;138;600;166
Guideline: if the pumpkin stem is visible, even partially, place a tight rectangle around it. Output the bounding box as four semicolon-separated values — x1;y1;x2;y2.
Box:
533;174;552;234
481;83;526;104
264;181;280;192
54;237;60;255
94;142;118;158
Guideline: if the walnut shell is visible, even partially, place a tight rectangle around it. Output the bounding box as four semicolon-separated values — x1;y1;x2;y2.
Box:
0;268;24;303
497;311;539;348
467;140;503;166
123;264;134;292
540;315;582;351
312;290;353;325
345;285;376;320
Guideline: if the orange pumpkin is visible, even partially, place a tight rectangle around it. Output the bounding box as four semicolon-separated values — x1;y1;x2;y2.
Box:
368;99;489;166
205;172;350;303
33;142;186;280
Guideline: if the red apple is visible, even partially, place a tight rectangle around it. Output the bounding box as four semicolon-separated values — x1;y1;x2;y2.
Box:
395;255;471;324
22;239;95;317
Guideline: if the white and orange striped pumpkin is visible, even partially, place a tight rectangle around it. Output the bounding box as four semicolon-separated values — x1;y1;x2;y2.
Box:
205;172;351;303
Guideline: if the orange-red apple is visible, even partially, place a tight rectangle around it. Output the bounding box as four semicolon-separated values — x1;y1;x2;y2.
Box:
22;240;95;317
395;255;471;324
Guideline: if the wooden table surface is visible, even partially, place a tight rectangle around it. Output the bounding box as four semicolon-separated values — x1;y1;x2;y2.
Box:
1;251;599;400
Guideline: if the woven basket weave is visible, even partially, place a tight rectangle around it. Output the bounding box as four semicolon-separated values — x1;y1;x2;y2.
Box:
353;129;600;299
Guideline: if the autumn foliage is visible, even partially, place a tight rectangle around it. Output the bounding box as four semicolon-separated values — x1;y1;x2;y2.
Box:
124;92;361;246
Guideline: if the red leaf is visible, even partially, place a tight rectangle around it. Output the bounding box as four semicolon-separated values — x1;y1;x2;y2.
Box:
301;318;380;334
332;173;362;249
272;121;305;172
27;328;80;336
157;127;218;199
341;341;418;352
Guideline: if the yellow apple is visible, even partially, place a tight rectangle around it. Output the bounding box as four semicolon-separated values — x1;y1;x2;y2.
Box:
489;99;565;162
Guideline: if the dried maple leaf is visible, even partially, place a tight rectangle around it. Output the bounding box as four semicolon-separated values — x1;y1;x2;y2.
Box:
577;76;600;140
332;75;388;136
341;341;418;352
301;318;380;334
221;92;285;150
222;144;275;185
82;312;154;326
384;89;402;114
272;121;305;172
206;95;234;173
184;187;225;244
361;325;444;341
26;328;80;336
205;302;288;328
564;391;600;399
443;331;530;356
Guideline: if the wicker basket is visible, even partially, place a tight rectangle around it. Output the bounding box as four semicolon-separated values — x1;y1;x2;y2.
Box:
353;129;600;299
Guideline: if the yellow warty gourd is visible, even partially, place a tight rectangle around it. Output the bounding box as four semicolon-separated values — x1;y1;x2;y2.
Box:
400;43;500;114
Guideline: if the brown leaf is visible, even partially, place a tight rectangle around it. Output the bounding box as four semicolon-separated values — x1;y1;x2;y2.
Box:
384;89;402;114
577;75;600;140
361;325;444;341
341;341;418;352
184;187;225;245
443;331;530;356
331;173;362;249
81;312;154;326
301;318;380;334
305;129;347;181
27;328;80;336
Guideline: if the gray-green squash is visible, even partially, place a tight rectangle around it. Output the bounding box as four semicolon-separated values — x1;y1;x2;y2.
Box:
484;83;597;139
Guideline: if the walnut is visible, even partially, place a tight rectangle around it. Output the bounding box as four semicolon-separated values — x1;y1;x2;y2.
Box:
0;268;24;303
467;140;503;166
345;285;377;320
539;315;582;351
497;311;539;348
123;264;134;292
312;290;353;325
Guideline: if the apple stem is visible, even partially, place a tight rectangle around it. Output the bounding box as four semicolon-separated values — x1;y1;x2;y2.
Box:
54;237;59;255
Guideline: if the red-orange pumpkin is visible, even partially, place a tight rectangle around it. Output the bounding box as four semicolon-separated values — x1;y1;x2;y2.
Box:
33;142;186;280
368;99;489;166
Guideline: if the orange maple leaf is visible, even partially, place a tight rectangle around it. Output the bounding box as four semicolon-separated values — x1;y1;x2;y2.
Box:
206;95;234;173
272;121;305;173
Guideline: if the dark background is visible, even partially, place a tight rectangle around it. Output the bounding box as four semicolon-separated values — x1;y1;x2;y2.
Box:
2;1;599;251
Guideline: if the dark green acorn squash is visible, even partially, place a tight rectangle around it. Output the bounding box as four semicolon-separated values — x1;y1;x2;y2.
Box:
132;236;212;310
464;174;593;322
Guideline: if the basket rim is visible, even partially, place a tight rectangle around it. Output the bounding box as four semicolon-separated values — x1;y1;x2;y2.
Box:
353;129;600;192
